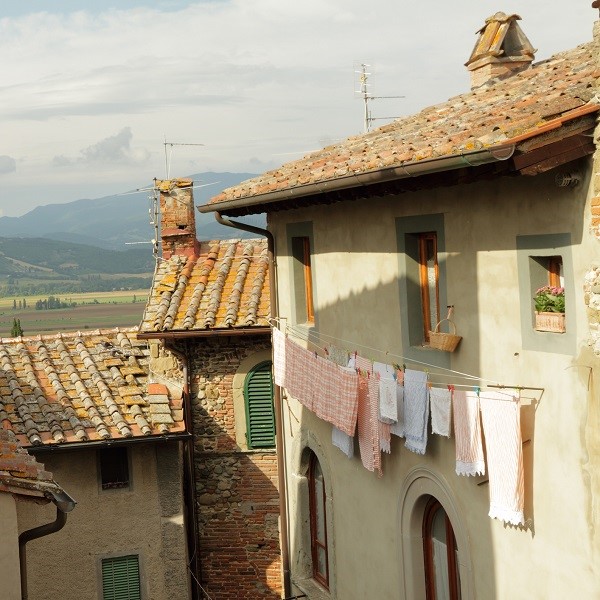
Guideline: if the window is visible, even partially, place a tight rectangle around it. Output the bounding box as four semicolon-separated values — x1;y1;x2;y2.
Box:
418;233;440;343
244;361;275;449
101;555;141;600
546;255;563;288
422;498;461;600
99;447;129;490
292;236;315;324
308;452;329;588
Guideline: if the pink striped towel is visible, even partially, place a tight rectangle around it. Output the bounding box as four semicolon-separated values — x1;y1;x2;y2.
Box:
479;392;525;526
452;391;485;476
355;356;382;475
272;327;286;387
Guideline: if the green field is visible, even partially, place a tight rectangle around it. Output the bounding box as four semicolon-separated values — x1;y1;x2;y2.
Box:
0;289;150;337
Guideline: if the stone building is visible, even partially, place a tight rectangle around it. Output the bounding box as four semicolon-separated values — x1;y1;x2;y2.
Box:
139;178;281;599
0;327;190;600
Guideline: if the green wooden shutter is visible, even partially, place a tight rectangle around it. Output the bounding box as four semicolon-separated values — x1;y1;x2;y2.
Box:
102;555;141;600
244;361;275;449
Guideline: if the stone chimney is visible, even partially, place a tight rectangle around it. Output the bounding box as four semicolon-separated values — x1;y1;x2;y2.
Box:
157;178;199;259
465;12;536;89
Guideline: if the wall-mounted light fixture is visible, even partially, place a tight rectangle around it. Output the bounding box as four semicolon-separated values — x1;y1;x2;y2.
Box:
555;172;580;187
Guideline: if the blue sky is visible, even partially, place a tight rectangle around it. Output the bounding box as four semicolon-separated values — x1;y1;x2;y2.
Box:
0;1;596;218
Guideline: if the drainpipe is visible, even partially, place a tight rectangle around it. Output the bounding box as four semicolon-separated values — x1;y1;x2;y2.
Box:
212;210;291;599
19;488;76;600
162;341;202;600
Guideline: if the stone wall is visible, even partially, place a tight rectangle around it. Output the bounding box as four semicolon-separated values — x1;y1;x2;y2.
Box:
186;335;282;599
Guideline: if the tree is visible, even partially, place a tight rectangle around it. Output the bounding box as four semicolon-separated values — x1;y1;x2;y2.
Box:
12;299;16;310
10;318;23;337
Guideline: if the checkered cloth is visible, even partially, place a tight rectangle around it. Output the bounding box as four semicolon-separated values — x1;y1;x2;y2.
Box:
272;327;286;387
355;356;382;475
453;390;485;476
284;337;316;410
311;357;359;436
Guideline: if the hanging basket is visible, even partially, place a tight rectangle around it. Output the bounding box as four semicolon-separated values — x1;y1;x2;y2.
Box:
428;319;462;352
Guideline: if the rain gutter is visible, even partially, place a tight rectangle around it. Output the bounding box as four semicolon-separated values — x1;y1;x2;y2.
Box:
137;327;271;340
19;488;77;600
198;146;515;215
210;211;292;599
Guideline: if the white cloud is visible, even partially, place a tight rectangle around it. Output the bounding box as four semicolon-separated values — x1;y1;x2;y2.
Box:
0;1;596;216
0;155;16;174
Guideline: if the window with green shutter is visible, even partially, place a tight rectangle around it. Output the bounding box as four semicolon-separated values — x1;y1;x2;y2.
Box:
101;555;141;600
244;361;275;449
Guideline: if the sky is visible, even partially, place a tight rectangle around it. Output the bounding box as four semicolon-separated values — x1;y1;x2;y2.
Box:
0;1;597;218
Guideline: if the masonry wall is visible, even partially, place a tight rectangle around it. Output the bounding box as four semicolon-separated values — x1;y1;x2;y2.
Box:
0;493;21;600
184;335;282;600
17;443;189;600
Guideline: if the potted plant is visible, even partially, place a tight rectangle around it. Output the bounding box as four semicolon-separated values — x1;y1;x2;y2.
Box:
533;285;565;332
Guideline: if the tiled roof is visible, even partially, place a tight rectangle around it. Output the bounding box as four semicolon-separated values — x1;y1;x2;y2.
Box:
0;427;64;499
208;40;598;207
140;238;270;333
0;327;185;447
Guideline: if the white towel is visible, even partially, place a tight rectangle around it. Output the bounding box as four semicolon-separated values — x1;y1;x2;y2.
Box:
373;362;397;424
332;426;354;458
430;387;452;437
453;391;485;476
272;327;286;387
479;392;525;526
403;369;429;455
390;379;405;438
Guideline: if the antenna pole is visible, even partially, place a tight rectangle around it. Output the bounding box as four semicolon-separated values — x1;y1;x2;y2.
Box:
360;64;370;133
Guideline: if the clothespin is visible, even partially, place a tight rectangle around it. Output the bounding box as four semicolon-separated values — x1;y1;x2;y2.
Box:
448;384;455;393
474;386;480;397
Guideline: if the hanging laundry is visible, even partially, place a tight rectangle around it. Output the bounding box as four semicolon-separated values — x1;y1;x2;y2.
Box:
327;344;349;367
332;425;354;458
453;390;485;476
404;369;429;455
272;327;286;387
430;387;452;437
284;337;317;411
355;356;382;475
311;357;359;437
373;362;397;424
479;392;525;526
390;371;405;438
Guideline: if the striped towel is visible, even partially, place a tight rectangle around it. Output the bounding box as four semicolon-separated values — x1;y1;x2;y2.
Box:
404;369;429;455
430;387;452;437
373;362;397;424
479;392;525;526
272;327;286;387
391;372;405;438
284;337;317;411
332;426;354;458
355;356;382;475
453;391;485;476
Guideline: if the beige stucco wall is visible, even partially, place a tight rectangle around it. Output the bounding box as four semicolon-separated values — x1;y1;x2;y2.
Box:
1;492;22;600
17;443;189;600
272;159;600;598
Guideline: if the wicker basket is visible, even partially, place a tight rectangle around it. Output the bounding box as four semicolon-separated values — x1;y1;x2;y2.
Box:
428;319;462;352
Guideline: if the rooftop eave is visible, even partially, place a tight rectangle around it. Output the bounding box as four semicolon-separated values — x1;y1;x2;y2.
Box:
137;326;272;340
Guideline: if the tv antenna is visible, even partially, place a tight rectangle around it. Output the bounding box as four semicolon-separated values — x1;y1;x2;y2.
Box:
355;63;405;133
163;138;205;179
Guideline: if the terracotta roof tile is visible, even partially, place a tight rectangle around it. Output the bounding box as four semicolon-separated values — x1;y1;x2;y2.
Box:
208;41;598;208
0;328;185;447
141;238;270;332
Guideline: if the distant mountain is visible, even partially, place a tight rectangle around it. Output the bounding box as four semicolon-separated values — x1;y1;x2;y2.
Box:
0;172;265;250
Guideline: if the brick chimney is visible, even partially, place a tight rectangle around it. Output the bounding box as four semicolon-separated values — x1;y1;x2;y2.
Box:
157;178;199;259
465;12;536;89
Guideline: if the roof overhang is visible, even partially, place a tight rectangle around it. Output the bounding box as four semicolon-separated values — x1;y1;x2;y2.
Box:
137;326;272;340
199;104;599;217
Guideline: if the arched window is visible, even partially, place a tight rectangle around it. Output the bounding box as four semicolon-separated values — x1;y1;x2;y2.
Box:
423;497;461;600
308;452;329;588
243;361;275;449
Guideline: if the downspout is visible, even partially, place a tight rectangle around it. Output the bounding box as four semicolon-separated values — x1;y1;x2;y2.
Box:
163;341;202;600
213;210;291;599
19;489;76;600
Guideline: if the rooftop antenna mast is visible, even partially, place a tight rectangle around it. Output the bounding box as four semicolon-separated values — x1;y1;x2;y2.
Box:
163;138;205;179
356;63;405;133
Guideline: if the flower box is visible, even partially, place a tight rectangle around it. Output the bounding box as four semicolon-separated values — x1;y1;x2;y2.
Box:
535;311;565;333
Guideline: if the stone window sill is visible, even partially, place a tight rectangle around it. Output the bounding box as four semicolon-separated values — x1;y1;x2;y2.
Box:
292;577;331;600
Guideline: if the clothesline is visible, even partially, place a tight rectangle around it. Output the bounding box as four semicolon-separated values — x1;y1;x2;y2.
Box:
276;319;542;393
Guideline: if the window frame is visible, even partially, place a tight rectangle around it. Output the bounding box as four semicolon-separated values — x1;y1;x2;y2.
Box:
243;360;276;449
422;497;461;600
287;222;317;327
418;232;440;343
308;452;329;589
98;446;130;491
101;554;141;600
